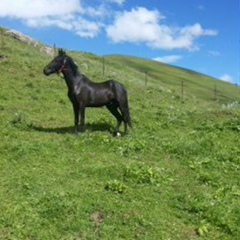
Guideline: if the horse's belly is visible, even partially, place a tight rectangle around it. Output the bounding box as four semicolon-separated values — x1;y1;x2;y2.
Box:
87;95;113;107
87;103;105;107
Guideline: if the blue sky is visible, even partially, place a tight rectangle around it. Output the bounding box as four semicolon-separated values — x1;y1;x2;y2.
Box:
0;0;239;84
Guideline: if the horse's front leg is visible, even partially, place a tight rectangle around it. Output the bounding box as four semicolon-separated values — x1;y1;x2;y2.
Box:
73;104;79;134
79;106;86;132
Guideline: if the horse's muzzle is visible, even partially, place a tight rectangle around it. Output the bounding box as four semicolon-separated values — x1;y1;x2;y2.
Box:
43;68;51;76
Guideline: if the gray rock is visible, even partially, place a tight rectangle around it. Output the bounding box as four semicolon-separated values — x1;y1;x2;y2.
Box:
5;29;39;48
5;29;54;56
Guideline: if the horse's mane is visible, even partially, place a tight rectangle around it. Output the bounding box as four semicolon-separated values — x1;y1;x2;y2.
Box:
58;49;79;76
66;55;79;76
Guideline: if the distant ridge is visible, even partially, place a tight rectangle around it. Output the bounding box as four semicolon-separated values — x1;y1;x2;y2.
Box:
1;25;239;104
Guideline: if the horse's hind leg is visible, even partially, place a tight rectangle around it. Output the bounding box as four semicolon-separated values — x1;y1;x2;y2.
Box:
106;103;123;134
118;101;131;135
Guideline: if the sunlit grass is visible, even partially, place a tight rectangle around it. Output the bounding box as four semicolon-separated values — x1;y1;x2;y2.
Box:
0;28;240;239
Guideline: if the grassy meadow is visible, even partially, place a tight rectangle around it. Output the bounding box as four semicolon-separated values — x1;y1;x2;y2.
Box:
0;28;240;239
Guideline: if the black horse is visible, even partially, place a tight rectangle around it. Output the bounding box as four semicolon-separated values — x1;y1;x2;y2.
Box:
43;49;132;135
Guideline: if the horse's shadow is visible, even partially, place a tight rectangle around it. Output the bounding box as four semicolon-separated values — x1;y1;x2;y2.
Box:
29;122;113;134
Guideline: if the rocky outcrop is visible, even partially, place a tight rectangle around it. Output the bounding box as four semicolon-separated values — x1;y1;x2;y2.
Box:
5;29;54;56
40;46;54;56
5;29;39;47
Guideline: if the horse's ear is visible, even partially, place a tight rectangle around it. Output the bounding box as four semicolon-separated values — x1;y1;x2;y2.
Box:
58;48;66;56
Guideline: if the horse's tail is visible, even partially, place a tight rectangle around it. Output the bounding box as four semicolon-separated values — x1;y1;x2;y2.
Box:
124;97;132;129
113;80;132;129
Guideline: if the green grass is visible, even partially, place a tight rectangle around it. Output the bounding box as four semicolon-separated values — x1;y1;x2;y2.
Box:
0;27;240;239
106;55;240;103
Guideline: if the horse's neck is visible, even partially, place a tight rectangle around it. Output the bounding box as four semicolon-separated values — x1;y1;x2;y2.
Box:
63;70;84;92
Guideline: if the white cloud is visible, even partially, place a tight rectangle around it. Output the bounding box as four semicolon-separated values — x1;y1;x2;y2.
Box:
219;74;234;83
106;7;218;50
0;0;82;19
26;15;75;30
73;18;104;38
106;0;125;5
0;0;105;38
106;7;164;44
179;23;217;37
27;16;103;38
153;55;182;64
0;2;217;44
84;5;109;18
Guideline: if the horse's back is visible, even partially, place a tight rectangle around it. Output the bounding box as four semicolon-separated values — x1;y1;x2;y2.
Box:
107;79;127;94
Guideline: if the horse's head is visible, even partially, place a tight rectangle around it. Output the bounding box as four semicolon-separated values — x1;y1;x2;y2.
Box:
43;49;67;76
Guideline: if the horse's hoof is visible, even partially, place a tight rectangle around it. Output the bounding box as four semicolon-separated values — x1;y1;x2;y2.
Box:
116;132;121;137
113;131;121;137
79;127;86;133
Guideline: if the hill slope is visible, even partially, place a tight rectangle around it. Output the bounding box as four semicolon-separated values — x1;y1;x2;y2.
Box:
106;55;240;103
0;28;240;239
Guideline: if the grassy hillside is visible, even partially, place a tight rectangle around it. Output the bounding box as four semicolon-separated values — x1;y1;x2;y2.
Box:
0;27;240;239
106;55;240;103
